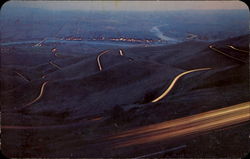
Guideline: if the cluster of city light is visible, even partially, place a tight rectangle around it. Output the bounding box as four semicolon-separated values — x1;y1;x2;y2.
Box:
63;37;83;41
109;37;161;43
92;37;105;40
61;36;161;43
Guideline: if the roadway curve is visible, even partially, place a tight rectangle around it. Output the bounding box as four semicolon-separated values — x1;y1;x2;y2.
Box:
119;49;124;56
227;45;249;54
107;102;250;148
22;81;48;108
49;61;62;70
51;48;63;57
33;38;47;47
96;49;125;71
0;69;30;82
151;68;211;103
14;71;30;82
97;50;110;71
209;45;247;63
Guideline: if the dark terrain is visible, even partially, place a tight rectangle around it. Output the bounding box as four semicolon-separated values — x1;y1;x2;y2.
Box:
1;33;249;157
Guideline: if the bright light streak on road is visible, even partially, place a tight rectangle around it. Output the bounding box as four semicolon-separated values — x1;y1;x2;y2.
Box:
209;45;247;63
97;50;110;71
135;145;187;158
51;48;57;53
51;48;61;57
226;45;249;54
23;81;48;107
151;68;211;103
49;61;62;70
110;102;249;139
107;102;249;148
119;49;124;56
33;38;47;47
14;71;30;82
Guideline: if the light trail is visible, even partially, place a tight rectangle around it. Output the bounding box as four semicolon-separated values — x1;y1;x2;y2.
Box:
49;61;62;70
226;45;249;54
96;50;110;71
33;38;47;47
22;81;48;107
119;49;124;56
209;45;247;63
51;48;57;53
117;113;249;148
0;69;30;82
51;48;61;57
109;102;249;139
135;145;187;158
96;49;126;71
107;102;249;148
151;68;211;103
14;71;30;82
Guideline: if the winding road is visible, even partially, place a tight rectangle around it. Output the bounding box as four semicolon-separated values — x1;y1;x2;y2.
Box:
97;50;110;71
22;81;48;108
0;69;30;82
107;102;250;148
119;49;124;56
33;38;47;47
97;49;125;71
49;61;62;70
14;71;30;82
227;45;249;54
151;68;211;103
209;45;247;63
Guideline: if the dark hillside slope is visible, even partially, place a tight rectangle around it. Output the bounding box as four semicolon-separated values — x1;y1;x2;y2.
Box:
1;34;249;157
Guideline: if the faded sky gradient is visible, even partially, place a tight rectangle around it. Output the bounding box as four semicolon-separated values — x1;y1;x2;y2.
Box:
3;1;248;11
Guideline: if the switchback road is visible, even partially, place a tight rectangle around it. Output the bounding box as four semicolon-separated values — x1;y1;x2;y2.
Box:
22;81;48;108
97;50;110;71
119;49;124;56
14;71;30;82
49;61;62;70
209;45;247;63
227;45;249;54
151;68;211;103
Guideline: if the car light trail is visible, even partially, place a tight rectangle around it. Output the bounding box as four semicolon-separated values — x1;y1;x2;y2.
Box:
49;61;62;70
209;45;247;63
51;48;61;57
151;68;211;103
97;50;110;71
33;38;47;47
109;102;249;139
106;102;249;148
226;45;249;54
22;81;48;108
14;71;30;82
135;145;187;158
119;49;124;56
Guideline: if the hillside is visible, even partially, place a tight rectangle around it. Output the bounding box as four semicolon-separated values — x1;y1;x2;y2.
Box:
1;34;249;157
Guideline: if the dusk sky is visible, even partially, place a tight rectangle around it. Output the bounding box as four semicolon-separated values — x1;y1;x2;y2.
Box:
3;0;248;11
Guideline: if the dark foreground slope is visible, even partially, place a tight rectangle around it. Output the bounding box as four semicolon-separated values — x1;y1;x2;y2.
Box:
1;35;249;158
